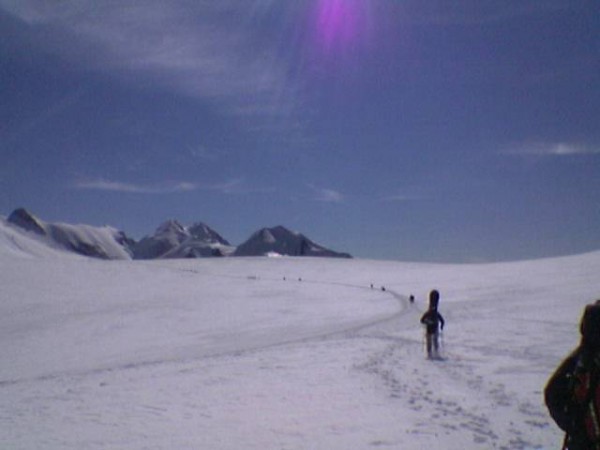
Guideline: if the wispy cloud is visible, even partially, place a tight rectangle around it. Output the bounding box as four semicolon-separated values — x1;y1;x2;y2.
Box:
308;185;344;203
74;179;199;194
73;177;273;196
1;1;303;127
209;179;273;195
501;141;600;157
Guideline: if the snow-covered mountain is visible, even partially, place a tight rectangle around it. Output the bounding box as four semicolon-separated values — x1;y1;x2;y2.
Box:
133;219;234;259
6;208;134;260
0;215;80;260
234;225;352;258
4;209;351;260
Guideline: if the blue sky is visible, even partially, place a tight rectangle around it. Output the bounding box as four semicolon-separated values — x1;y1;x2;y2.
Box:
1;0;599;262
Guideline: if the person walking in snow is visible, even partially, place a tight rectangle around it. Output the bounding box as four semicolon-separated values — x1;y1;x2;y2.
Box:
545;300;600;450
420;289;445;359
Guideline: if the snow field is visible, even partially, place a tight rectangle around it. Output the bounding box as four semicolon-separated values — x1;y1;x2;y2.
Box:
2;239;600;449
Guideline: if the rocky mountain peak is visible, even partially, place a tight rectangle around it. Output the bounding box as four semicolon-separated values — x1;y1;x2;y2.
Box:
7;208;46;236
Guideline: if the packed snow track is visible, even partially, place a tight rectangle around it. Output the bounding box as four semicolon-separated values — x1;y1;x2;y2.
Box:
3;248;599;449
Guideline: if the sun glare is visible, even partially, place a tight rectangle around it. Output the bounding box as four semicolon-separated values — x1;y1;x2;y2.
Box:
313;0;370;53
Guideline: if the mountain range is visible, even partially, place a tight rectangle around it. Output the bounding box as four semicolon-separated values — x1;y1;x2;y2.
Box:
4;208;351;260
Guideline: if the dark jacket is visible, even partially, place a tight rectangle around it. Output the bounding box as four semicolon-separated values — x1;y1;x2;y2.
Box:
545;346;600;450
545;350;579;433
420;309;445;335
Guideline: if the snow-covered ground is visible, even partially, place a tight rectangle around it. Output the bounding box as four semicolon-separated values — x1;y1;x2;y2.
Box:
1;222;599;449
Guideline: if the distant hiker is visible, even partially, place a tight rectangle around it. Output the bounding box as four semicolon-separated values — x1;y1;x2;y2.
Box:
545;300;600;450
420;289;445;359
409;295;415;304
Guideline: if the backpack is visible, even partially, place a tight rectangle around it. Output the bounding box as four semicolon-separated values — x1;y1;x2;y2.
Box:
568;355;600;449
546;303;600;449
421;310;440;334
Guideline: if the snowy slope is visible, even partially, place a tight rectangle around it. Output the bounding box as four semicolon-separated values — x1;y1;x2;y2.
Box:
0;217;82;260
6;208;133;260
1;237;600;449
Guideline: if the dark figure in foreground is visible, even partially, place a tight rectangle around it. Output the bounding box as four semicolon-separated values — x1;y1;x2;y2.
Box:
420;290;445;359
545;300;600;450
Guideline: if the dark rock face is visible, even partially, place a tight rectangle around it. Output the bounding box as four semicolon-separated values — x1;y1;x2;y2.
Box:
188;223;230;246
234;226;351;258
8;208;46;236
133;220;232;259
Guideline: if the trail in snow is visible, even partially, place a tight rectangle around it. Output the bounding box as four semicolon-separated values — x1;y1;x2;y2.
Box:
350;286;555;450
4;249;595;449
0;271;399;389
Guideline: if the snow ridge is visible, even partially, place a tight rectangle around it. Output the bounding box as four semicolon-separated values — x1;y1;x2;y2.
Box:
6;208;133;260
